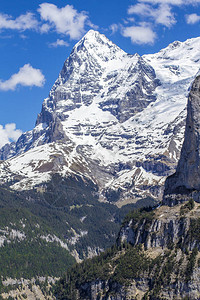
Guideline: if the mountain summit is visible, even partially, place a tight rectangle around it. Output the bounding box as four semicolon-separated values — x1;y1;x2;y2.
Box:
0;31;200;205
72;29;125;59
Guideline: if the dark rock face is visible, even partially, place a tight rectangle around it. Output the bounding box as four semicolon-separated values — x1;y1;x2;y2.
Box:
118;213;199;251
59;203;200;300
98;57;160;122
164;75;200;205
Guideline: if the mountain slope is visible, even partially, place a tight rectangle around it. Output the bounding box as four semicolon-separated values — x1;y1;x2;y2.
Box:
0;174;155;279
0;185;75;279
0;31;200;205
53;73;200;300
54;202;200;300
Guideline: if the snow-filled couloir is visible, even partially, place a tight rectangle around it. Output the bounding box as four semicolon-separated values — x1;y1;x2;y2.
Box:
0;30;200;205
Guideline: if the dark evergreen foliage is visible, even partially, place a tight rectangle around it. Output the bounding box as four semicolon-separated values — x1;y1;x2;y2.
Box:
0;174;157;279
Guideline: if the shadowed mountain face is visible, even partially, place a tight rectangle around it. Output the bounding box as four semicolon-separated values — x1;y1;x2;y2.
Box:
0;31;200;205
164;75;200;205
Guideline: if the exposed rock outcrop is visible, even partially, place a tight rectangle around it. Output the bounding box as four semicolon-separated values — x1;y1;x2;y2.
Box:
55;202;200;300
118;202;200;251
164;75;200;205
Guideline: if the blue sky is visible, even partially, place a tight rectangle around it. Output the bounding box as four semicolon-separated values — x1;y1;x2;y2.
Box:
0;0;200;147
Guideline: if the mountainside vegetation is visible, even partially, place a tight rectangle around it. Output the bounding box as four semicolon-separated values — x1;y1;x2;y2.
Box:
1;32;200;300
0;174;156;282
54;201;200;300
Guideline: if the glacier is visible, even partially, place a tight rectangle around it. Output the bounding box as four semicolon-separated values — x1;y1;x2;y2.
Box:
0;30;200;206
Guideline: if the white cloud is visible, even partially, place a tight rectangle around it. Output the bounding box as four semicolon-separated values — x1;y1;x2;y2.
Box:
186;13;200;24
0;12;38;31
38;3;88;39
0;123;22;148
122;25;156;44
155;4;176;27
20;34;28;39
138;0;183;4
127;17;135;23
110;24;119;34
40;23;51;33
117;0;200;45
128;3;176;27
128;3;151;15
0;64;45;91
49;39;69;48
86;20;99;30
138;0;200;5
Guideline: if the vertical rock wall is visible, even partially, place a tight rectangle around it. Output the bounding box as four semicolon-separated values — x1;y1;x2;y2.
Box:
164;75;200;205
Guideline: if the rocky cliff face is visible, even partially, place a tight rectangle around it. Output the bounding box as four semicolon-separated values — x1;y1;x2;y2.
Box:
118;201;200;251
164;75;200;206
55;201;200;300
0;31;200;205
74;263;200;300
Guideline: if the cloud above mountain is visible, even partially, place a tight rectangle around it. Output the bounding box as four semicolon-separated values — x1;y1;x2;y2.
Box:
128;3;176;28
0;1;199;48
38;3;89;39
49;39;69;48
138;0;200;4
122;25;156;44
0;64;45;91
0;3;94;41
111;0;200;45
186;13;200;24
0;12;38;31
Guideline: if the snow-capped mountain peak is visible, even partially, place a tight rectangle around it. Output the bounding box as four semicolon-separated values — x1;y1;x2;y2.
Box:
0;32;200;205
73;29;125;59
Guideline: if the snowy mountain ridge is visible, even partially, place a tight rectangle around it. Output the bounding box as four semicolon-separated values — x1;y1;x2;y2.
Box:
0;30;200;205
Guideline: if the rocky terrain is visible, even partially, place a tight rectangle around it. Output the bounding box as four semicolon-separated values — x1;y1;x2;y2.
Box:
1;277;57;300
164;74;200;205
1;32;200;299
0;31;200;205
54;200;200;300
53;74;200;299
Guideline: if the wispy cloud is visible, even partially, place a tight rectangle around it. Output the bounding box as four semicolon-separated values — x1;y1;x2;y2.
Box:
115;0;200;45
110;24;119;34
38;3;89;39
138;0;200;4
0;12;38;31
186;13;200;24
0;123;22;148
122;25;156;44
0;64;45;91
49;39;69;48
128;3;176;27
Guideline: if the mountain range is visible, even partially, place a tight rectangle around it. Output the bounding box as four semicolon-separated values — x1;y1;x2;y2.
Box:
0;30;200;300
1;30;200;207
1;31;200;297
